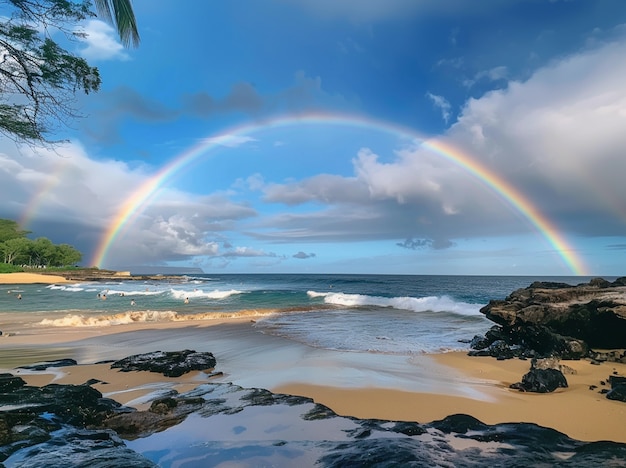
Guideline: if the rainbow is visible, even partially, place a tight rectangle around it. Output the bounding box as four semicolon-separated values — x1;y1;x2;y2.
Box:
91;111;588;275
19;157;69;229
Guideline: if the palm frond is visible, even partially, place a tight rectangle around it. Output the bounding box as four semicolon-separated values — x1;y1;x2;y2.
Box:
92;0;140;48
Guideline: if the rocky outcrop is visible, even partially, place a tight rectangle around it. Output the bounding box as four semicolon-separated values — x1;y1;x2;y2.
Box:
510;368;568;393
110;350;216;377
470;277;626;360
0;374;133;462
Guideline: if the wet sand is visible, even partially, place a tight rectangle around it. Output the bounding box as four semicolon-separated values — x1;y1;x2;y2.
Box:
276;352;626;443
1;317;625;444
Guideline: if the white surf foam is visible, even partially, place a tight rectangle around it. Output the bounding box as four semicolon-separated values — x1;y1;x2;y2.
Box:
307;291;482;316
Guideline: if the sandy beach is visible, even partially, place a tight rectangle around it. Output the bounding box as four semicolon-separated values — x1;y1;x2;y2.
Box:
0;272;72;284
1;274;625;447
0;316;623;444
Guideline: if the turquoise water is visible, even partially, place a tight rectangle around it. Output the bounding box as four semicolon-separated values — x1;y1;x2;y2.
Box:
0;274;608;354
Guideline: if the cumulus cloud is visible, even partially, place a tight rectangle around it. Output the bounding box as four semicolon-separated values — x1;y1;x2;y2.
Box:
250;34;626;248
0;141;262;268
447;37;626;235
5;30;626;268
76;20;129;61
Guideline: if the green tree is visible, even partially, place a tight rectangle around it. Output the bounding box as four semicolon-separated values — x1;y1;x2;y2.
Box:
29;236;56;266
0;219;30;242
1;237;31;264
51;243;82;266
0;0;139;144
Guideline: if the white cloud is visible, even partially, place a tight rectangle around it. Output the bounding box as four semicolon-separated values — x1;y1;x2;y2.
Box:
448;36;626;230
203;135;257;148
254;35;626;246
426;92;452;123
5;32;626;268
77;20;129;61
463;66;509;88
0;140;259;267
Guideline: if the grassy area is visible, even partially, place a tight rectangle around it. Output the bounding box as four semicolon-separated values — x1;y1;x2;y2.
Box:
0;265;100;274
0;264;23;273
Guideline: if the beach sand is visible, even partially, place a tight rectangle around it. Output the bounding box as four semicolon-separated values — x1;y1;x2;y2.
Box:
0;319;624;444
1;275;625;445
276;353;626;443
0;272;71;284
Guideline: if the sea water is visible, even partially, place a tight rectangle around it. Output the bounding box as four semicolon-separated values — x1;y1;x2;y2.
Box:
2;273;623;467
0;274;608;355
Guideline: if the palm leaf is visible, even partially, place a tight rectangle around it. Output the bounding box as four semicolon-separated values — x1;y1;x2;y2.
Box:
92;0;140;48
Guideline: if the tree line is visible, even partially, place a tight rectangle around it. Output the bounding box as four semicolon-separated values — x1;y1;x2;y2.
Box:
0;219;81;268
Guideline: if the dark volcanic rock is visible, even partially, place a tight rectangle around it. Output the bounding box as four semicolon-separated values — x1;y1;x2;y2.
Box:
110;350;216;377
606;384;626;402
0;377;132;462
609;375;626;387
470;277;626;360
3;428;156;467
510;368;568;393
0;373;26;392
102;396;205;439
17;359;78;371
3;375;626;466
606;375;626;402
479;277;626;350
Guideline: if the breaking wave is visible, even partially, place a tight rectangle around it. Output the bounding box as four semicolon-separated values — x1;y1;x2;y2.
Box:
307;291;482;316
38;308;278;327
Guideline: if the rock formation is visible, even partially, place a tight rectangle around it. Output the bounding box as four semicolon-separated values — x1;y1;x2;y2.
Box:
470;277;626;361
110;350;216;377
3;374;626;466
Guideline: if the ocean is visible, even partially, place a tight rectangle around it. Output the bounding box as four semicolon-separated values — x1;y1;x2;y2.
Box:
0;273;608;355
3;273;626;467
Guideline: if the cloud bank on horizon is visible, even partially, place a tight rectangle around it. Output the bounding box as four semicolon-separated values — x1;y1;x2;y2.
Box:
1;0;626;276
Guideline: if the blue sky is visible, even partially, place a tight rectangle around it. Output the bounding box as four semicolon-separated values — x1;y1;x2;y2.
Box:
2;0;626;275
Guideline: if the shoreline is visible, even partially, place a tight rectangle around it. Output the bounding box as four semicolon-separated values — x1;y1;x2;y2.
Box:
1;272;624;444
1;318;625;444
0;271;186;284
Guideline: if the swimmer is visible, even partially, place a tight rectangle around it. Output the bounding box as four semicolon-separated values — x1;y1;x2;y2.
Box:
131;299;135;306
184;297;189;304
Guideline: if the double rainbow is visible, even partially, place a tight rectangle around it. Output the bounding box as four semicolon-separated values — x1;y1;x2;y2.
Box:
89;112;588;275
